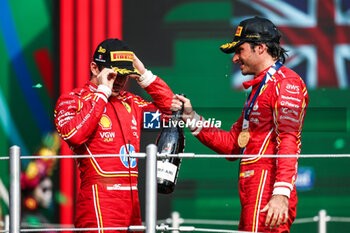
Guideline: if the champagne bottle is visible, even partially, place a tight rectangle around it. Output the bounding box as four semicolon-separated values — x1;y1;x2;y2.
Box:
156;95;185;194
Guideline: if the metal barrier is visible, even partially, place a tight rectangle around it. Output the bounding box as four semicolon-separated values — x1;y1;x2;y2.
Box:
9;146;21;233
3;145;350;232
159;210;350;233
5;145;152;233
146;144;158;233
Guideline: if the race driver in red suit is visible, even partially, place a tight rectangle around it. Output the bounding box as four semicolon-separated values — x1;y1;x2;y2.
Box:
54;39;174;232
173;17;309;233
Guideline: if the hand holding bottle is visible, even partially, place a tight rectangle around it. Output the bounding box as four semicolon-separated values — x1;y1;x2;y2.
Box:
172;94;195;122
156;94;186;194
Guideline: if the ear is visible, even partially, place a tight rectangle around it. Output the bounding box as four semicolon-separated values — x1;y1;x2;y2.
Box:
90;62;100;76
258;44;268;55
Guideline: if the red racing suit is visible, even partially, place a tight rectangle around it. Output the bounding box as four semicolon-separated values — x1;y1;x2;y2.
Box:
189;65;308;233
54;71;173;232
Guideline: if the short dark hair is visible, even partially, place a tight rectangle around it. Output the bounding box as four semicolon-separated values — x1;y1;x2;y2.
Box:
265;41;288;64
90;63;105;77
249;40;288;64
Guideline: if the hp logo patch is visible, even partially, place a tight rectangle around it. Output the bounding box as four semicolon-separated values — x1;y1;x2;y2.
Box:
119;144;137;168
295;167;314;191
143;110;161;129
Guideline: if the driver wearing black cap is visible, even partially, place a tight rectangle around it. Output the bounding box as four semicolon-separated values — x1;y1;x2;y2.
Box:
173;16;308;233
55;38;175;232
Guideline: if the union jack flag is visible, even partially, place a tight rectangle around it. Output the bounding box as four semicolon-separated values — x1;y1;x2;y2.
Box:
231;0;350;89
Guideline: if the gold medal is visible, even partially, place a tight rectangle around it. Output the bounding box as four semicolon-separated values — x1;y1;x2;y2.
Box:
238;129;250;148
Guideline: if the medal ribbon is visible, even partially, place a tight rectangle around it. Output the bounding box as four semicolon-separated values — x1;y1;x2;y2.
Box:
242;61;283;129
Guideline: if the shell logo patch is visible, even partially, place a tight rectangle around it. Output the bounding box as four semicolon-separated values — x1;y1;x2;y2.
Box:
122;102;131;113
110;51;134;62
235;26;243;36
99;114;112;130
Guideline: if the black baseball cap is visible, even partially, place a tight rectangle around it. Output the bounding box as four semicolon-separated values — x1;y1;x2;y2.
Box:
93;38;140;76
220;16;280;54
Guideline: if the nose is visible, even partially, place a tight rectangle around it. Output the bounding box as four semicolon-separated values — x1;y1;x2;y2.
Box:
115;75;128;83
232;53;239;63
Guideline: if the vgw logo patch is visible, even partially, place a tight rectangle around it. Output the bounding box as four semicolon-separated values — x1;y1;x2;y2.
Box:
143;111;161;129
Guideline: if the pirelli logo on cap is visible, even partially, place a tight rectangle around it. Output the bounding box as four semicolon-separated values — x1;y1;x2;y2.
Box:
110;51;134;62
235;26;243;37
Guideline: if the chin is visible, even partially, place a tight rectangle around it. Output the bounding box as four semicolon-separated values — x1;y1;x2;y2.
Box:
111;91;120;97
241;70;253;76
241;70;248;75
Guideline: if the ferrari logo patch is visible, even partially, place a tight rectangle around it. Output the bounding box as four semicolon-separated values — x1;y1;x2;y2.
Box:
235;26;243;36
122;102;131;113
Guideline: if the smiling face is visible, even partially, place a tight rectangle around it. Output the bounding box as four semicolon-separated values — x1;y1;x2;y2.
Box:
232;42;261;76
232;42;277;77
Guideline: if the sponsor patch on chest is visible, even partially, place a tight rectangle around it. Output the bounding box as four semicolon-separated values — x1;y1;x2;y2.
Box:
99;131;115;142
240;170;254;178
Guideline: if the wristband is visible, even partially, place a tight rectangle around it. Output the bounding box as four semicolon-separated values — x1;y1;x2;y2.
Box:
137;69;156;88
97;85;112;102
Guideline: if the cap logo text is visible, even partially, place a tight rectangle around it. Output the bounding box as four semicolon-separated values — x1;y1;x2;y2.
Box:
111;51;134;62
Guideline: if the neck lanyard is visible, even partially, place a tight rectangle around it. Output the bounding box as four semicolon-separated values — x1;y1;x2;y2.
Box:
242;61;283;129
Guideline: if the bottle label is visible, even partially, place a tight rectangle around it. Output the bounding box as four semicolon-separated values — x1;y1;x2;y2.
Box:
157;161;177;183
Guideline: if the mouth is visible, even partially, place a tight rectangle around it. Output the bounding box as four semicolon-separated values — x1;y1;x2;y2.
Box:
112;76;128;94
112;84;122;92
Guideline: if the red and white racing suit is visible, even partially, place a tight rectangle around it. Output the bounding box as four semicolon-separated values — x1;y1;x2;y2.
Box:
54;71;173;232
190;65;308;233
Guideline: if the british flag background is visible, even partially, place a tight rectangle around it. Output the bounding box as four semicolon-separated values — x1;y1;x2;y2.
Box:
231;0;350;89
